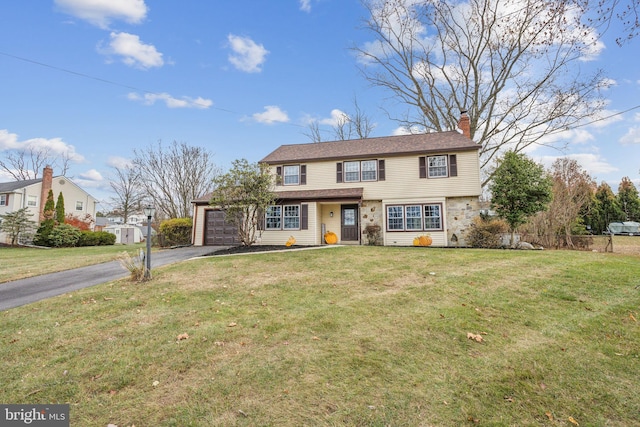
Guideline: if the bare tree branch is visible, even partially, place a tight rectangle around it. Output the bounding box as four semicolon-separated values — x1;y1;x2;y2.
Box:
356;0;612;186
132;141;219;219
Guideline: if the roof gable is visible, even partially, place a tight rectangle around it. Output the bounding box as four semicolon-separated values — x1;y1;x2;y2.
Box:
0;178;42;193
260;131;479;164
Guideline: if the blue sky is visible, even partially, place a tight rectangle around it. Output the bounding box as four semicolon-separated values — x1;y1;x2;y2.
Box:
1;0;639;210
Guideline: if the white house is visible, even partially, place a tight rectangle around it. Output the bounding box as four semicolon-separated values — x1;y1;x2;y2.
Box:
0;166;98;244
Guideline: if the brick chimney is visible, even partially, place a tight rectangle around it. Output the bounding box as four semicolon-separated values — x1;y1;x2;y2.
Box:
457;110;471;139
39;165;53;221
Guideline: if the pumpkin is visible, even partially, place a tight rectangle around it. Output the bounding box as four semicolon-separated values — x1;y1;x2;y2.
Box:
418;235;433;247
285;236;296;247
413;237;421;246
324;231;338;245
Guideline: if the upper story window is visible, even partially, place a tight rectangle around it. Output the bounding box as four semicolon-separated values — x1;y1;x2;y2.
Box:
283;165;300;185
0;194;6;206
419;155;458;179
27;195;37;207
428;155;448;177
276;165;306;186
76;201;84;211
337;159;385;183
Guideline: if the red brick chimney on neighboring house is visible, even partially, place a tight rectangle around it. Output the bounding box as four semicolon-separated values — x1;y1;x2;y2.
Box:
39;165;53;221
457;110;471;139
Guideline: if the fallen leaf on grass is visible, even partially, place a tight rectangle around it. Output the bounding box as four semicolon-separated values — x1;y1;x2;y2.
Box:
152;380;160;387
545;412;553;421
630;313;637;322
467;332;484;343
228;322;237;327
312;336;320;341
176;333;189;341
568;416;579;425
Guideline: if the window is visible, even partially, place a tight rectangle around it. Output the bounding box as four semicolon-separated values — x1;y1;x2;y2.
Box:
283;205;300;229
361;160;377;181
405;205;423;230
277;164;306;186
0;194;6;206
264;204;308;230
27;195;37;207
344;161;360;182
266;206;282;230
424;204;442;229
386;203;443;231
419;155;457;178
283;165;300;185
76;201;84;211
387;206;404;230
428;155;447;177
338;160;382;183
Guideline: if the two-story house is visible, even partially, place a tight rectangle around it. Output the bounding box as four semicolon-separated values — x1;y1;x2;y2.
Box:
0;166;98;244
192;113;482;247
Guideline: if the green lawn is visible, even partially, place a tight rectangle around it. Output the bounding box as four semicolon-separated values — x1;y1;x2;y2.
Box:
1;246;638;426
0;244;147;283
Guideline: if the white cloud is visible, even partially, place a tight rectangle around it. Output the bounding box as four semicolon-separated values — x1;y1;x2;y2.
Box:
300;0;312;12
55;0;147;29
99;32;164;69
318;109;349;126
252;106;289;124
0;129;84;162
620;127;640;145
127;92;212;109
79;169;104;181
227;34;269;73
107;156;134;169
536;153;618;176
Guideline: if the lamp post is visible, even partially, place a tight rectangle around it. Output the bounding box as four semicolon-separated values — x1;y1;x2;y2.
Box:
143;205;155;280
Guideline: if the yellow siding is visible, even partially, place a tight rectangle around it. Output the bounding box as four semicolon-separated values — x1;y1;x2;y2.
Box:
272;151;481;200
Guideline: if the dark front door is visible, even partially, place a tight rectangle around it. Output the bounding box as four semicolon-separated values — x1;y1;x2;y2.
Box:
341;204;359;242
204;210;239;245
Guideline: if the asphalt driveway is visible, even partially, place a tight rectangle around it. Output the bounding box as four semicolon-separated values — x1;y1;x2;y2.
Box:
0;246;221;311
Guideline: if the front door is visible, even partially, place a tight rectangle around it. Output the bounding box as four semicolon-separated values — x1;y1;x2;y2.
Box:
341;204;359;242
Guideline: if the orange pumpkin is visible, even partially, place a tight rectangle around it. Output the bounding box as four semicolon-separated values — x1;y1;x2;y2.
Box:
418;235;433;246
324;231;338;245
285;236;296;247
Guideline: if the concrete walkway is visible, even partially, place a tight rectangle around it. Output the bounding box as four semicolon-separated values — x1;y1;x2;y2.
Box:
0;246;220;311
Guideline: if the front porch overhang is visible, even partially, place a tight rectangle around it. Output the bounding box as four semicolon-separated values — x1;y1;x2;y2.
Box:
273;187;364;203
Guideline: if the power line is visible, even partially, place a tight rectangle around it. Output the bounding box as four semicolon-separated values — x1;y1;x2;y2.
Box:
0;50;284;119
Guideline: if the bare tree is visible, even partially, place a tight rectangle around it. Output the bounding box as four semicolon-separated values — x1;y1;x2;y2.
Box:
132;141;219;219
109;164;145;223
0;146;71;180
355;0;613;186
305;98;376;142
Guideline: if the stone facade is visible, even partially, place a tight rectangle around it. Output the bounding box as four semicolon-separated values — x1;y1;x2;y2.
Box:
360;200;383;245
444;197;487;247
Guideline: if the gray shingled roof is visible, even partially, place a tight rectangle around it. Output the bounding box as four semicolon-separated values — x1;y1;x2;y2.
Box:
260;131;479;164
0;178;42;193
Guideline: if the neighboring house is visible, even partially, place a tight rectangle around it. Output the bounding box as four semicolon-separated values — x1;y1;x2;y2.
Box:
192;113;482;247
0;166;98;244
104;224;144;244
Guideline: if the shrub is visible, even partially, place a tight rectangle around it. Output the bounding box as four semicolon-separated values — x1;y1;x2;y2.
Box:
158;217;192;247
467;216;509;248
117;250;147;282
47;224;82;248
77;231;116;246
364;224;382;245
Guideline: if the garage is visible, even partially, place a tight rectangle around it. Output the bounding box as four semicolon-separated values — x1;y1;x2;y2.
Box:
204;209;239;246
